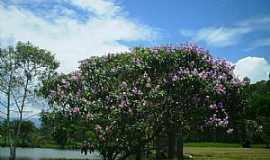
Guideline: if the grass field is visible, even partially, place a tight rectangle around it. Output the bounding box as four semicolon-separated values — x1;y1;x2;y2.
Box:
184;143;270;160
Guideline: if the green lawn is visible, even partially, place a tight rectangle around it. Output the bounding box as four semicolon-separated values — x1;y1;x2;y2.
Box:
184;145;270;160
184;142;266;148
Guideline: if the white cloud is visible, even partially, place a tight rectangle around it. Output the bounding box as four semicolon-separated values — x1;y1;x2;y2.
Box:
0;1;156;72
238;16;270;28
67;0;121;17
246;37;270;51
234;57;270;83
180;16;270;48
194;27;251;47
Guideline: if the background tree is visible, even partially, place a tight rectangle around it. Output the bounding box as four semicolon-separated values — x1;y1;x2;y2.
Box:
40;110;89;149
246;76;270;148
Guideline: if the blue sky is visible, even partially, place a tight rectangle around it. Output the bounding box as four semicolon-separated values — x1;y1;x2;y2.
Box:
122;0;270;61
0;0;269;83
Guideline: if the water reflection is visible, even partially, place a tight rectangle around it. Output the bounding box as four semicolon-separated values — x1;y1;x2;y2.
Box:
0;147;101;160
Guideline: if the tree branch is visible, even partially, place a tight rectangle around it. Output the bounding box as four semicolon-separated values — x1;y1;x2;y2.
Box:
0;89;7;95
12;93;21;113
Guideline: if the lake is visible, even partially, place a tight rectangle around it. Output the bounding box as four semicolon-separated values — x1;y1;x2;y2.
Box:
0;147;101;160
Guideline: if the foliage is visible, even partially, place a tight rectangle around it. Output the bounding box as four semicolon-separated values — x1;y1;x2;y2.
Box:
245;78;270;148
40;110;90;149
0;120;37;147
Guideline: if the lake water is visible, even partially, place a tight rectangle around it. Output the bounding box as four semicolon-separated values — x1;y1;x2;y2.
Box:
0;147;101;160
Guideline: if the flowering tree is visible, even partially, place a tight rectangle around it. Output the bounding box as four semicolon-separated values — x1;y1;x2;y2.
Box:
40;59;155;160
40;43;246;160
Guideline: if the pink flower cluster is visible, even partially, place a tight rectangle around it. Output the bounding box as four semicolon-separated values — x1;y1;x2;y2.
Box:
148;42;208;55
62;79;70;89
71;71;81;81
209;102;224;110
86;112;93;120
72;107;80;113
214;84;226;95
208;113;229;127
133;58;144;66
95;124;113;141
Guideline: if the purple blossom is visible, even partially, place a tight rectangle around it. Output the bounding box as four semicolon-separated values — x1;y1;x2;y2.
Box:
133;58;143;65
209;104;217;110
128;108;133;113
86;112;93;120
76;89;82;97
172;75;178;81
72;107;80;113
105;125;112;134
72;71;81;80
214;84;226;94
217;102;224;109
132;87;143;95
119;97;129;108
61;79;70;89
231;78;245;87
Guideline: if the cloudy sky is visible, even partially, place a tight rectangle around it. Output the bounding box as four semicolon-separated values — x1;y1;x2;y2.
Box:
0;0;269;83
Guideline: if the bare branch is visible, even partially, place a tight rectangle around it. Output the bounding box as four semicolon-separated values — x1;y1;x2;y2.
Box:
0;89;7;95
12;93;21;113
10;109;19;112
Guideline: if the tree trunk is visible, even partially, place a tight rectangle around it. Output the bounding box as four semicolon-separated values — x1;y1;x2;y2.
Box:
12;111;23;159
11;77;29;159
156;136;162;160
9;145;16;160
136;140;142;160
135;150;141;160
176;129;184;160
7;78;16;160
266;143;270;149
168;126;177;160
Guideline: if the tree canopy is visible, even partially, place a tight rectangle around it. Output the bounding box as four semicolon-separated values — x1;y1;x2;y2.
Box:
39;43;247;160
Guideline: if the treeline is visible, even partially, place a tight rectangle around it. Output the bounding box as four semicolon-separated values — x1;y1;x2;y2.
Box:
0;119;85;148
0;120;39;148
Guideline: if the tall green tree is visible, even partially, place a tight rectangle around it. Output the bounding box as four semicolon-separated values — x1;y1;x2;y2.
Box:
0;41;59;159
